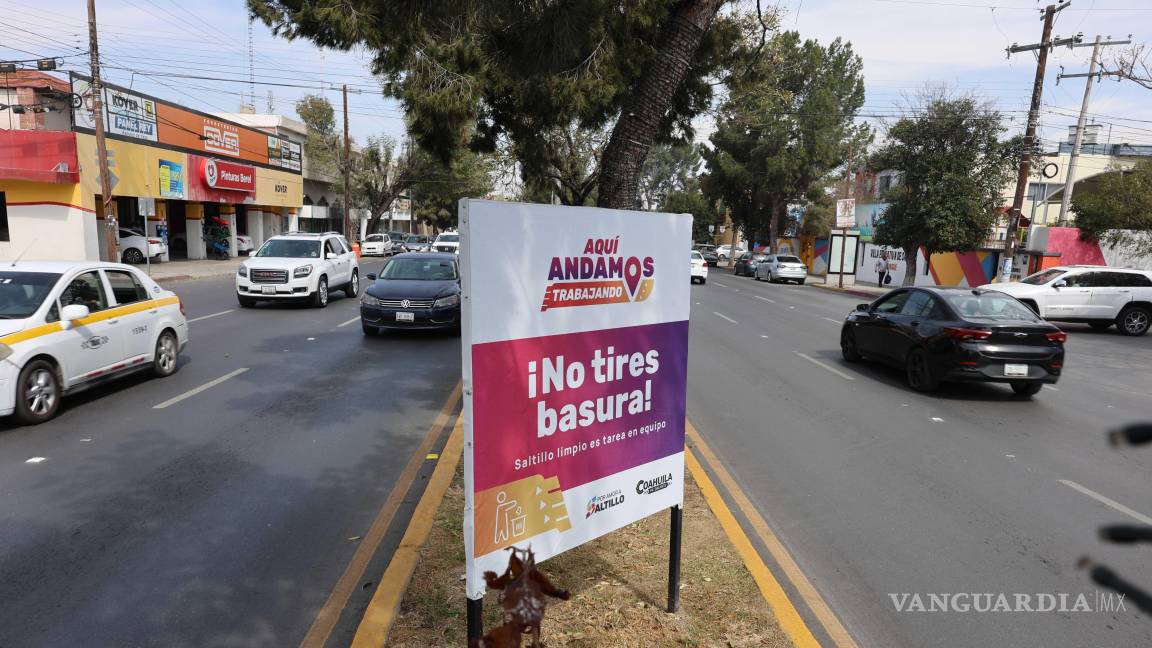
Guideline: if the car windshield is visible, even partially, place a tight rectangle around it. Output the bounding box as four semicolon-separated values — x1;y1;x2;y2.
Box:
944;292;1040;322
0;272;61;319
1021;269;1065;285
436;234;460;243
389;232;407;242
365;235;384;242
382;258;458;280
691;252;704;260
255;239;321;258
406;236;426;243
777;255;802;264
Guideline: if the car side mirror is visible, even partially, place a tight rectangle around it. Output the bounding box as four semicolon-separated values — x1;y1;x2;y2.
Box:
1053;279;1066;288
366;273;377;281
60;304;90;329
855;303;870;313
326;252;338;260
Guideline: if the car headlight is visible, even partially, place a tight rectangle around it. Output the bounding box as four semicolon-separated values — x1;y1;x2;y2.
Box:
237;265;248;277
294;264;313;278
433;294;461;308
0;342;11;362
361;294;380;306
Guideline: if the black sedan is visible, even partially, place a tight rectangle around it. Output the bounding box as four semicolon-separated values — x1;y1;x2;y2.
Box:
840;287;1065;396
360;253;461;334
694;245;719;267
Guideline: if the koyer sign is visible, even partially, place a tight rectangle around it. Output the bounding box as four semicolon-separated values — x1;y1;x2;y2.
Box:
460;200;691;599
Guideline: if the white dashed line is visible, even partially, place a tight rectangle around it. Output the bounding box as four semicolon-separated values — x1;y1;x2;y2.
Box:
822;317;842;324
931;417;945;423
754;296;775;303
792;352;855;380
713;312;739;324
1059;479;1152;526
713;282;732;289
1043;385;1060;391
25;457;46;464
153;368;249;409
187;310;233;323
338;316;360;327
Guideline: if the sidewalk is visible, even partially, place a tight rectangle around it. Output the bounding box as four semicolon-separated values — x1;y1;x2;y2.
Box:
140;258;244;284
808;278;889;300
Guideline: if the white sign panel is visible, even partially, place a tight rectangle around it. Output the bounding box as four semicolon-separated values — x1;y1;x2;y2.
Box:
460;200;691;599
836;198;856;228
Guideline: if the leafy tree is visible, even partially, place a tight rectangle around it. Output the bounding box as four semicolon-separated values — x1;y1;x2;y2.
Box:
799;183;836;238
1072;159;1152;253
872;93;1020;285
640;144;703;210
412;153;494;232
661;190;718;243
701;31;867;251
250;0;760;209
353;137;426;236
511;123;607;207
295;94;340;177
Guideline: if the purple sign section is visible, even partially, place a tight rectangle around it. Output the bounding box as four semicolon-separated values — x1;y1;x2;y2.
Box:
471;320;689;492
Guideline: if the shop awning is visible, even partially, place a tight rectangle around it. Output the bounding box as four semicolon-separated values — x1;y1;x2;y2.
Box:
0;130;79;183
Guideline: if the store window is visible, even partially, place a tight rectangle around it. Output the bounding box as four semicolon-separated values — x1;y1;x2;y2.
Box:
0;191;9;242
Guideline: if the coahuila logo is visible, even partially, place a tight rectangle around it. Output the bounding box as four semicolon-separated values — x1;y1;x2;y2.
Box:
586;489;625;518
636;473;673;496
541;237;655;311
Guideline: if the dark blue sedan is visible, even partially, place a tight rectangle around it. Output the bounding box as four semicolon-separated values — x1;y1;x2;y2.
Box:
360;253;461;334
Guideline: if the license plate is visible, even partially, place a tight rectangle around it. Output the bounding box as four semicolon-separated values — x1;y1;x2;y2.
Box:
261;286;277;295
1004;364;1029;377
396;312;415;322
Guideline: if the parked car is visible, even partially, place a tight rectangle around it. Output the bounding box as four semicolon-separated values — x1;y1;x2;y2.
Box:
716;244;746;262
840;287;1065;396
733;252;769;277
235;234;254;255
119;228;167;264
388;231;410;250
756;254;808;284
236;232;359;308
432;231;461;254
0;261;187;424
405;234;430;252
694;244;719;267
979;265;1152;336
361;233;394;257
360;253;461;334
691;250;709;285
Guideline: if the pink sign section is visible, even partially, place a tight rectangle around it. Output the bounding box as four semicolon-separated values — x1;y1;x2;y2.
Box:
471;320;689;493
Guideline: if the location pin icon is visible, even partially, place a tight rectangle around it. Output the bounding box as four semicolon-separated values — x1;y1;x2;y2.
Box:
624;257;642;297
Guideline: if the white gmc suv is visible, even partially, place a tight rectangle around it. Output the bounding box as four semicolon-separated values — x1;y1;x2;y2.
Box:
236;232;360;308
980;265;1152;336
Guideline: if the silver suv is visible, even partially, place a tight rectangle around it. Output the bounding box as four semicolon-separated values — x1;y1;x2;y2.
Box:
235;232;360;308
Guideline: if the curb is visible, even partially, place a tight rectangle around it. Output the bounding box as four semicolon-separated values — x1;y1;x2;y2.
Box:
808;282;885;300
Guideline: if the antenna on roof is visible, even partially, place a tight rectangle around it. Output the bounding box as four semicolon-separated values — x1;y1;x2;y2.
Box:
9;238;38;267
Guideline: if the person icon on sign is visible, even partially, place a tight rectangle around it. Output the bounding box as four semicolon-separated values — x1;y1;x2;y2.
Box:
494;490;527;545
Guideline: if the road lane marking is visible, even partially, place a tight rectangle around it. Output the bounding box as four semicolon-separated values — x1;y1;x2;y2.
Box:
931;417;945;423
338;316;361;328
152;368;249;409
754;295;776;303
1043;385;1060;391
713;312;739;324
301;382;462;648
25;457;46;464
687;422;859;648
351;415;465;648
822;317;842;324
714;282;731;288
1059;480;1152;526
187;309;233;323
793;352;855;380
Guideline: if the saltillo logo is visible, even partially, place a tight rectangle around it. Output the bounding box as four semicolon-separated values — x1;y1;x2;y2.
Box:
541;237;655;311
586;489;625;518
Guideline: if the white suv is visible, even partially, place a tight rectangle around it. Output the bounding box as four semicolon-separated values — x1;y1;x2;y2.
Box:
432;231;460;254
236;232;360;308
980;265;1152;336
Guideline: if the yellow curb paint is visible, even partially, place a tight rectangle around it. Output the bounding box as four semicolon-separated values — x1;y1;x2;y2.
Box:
686;447;822;648
687;422;860;648
298;382;462;648
350;416;465;648
426;454;439;460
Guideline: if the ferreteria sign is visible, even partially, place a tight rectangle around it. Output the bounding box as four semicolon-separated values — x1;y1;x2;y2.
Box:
459;200;691;600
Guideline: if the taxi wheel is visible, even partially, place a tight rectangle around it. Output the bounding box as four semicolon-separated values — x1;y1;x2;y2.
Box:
153;330;179;377
15;359;61;425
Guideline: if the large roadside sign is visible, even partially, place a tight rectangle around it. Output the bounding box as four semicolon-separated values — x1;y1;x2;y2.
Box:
460;200;692;598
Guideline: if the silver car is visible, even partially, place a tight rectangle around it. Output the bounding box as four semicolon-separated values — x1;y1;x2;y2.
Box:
755;254;808;284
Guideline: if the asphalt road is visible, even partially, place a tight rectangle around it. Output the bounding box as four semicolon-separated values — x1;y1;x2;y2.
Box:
0;257;462;648
688;273;1152;648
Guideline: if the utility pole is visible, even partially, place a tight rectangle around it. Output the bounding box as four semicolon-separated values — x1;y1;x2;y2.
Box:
1056;35;1131;226
1000;1;1077;282
87;0;117;262
839;142;854;289
342;83;351;242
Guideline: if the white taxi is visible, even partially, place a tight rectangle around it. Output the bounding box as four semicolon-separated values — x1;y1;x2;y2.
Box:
0;261;188;424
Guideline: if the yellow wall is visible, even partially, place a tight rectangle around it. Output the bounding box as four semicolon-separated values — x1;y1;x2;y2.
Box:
255;167;303;206
0;179;89;209
76;133;189;201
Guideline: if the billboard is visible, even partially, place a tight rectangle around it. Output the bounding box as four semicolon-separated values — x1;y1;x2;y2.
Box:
460;200;691;599
835;198;856;228
70;73;301;173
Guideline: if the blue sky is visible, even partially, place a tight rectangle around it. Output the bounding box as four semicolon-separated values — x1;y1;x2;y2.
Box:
2;0;1150;154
